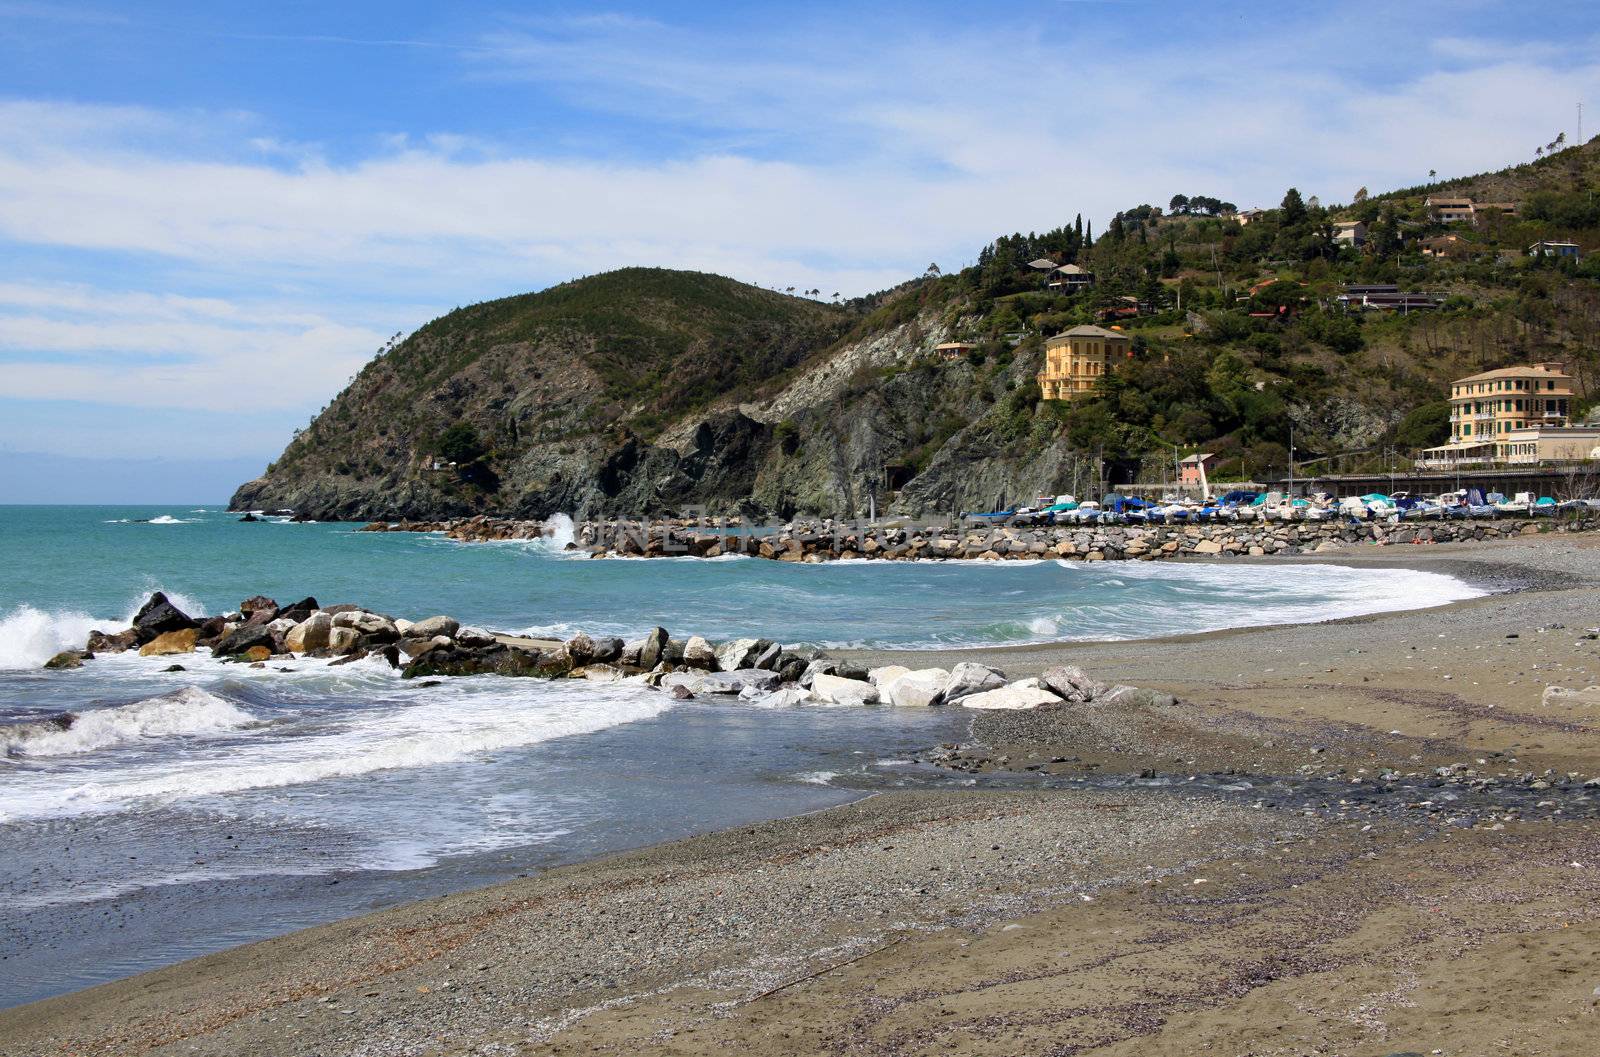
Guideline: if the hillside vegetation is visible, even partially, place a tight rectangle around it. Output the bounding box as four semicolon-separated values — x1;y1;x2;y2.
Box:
235;138;1600;520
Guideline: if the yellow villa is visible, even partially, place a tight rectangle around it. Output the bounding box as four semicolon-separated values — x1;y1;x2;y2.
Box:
1037;324;1130;400
1418;361;1589;467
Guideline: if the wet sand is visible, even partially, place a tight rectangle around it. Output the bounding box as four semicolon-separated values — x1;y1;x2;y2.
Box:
4;534;1600;1056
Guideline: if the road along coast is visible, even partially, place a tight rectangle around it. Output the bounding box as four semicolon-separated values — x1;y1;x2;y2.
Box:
5;533;1600;1056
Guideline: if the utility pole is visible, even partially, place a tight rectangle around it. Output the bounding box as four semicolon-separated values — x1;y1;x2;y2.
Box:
1288;424;1296;495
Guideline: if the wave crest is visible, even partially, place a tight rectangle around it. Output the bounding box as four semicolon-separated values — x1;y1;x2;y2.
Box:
0;687;256;758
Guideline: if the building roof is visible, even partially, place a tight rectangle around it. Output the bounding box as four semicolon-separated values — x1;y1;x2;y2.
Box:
1178;453;1216;464
1054;263;1090;274
934;341;976;350
1027;258;1057;270
1455;362;1569;384
1425;196;1475;207
1333;220;1366;229
1051;324;1131;341
1530;240;1580;248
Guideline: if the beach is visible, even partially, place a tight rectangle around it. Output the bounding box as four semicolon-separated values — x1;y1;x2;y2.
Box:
3;533;1598;1056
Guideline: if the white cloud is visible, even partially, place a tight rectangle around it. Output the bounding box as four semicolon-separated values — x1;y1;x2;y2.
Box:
0;281;386;412
0;9;1597;462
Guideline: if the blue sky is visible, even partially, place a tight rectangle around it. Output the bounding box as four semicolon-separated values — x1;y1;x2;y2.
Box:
0;0;1596;501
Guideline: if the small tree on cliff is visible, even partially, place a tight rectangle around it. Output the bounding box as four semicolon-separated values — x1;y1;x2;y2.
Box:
437;422;485;465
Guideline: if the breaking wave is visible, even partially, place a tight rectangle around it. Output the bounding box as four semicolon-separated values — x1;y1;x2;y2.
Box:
0;688;256;758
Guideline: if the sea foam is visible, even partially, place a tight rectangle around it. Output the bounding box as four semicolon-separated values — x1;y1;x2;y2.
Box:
0;687;256;758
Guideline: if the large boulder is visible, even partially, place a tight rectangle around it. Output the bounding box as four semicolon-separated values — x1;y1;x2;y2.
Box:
565;632;597;666
884;668;950;708
407;615;460;640
753;641;783;671
456;626;496;648
683;636;718;669
811;672;880;705
276;597;320;623
938;662;1007;704
212;623;277;657
238;595;278;617
716;637;770;672
139;628;197;657
328;626;362;655
637;627;670;670
591;636;624;664
284;612;332;653
1096;685;1178;708
86;628;139;654
44;650;90;670
868;665;911;689
132;592;199;643
1039;665;1107;702
754;686;816;707
959;683;1060;710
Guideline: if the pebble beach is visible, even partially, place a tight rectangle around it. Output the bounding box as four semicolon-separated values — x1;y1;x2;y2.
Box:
4;532;1600;1056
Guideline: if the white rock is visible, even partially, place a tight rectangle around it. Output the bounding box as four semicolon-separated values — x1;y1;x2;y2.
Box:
1543;685;1600;707
811;672;881;705
683;635;718;669
393;618;414;636
939;662;1006;704
716;637;765;672
884;668;950;707
959;684;1060;710
752;687;816;707
328;626;361;654
407;615;459;640
284;612;332;653
455;626;495;647
867;665;911;689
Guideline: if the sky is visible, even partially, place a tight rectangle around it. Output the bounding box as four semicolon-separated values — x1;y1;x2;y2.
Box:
0;0;1596;502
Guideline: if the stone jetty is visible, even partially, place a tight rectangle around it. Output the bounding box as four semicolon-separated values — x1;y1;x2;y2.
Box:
41;592;1164;713
359;512;1598;563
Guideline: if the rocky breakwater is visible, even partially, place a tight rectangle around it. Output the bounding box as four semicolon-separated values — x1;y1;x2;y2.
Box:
365;512;1597;563
40;593;1161;717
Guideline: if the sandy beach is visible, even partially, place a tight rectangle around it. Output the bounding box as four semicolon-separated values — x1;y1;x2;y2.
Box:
5;534;1600;1057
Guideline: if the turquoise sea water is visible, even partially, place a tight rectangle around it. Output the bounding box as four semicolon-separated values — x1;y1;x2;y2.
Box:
0;504;1485;1007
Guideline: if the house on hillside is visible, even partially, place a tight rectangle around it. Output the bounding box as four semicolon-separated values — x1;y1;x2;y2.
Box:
935;342;977;362
1048;263;1095;290
1097;296;1142;323
1333;221;1367;248
1425;196;1477;223
1337;284;1442;312
1177;453;1217;487
1037;325;1130;400
1477;201;1519;218
1419;233;1476;258
1529;240;1581;259
1236;208;1265;226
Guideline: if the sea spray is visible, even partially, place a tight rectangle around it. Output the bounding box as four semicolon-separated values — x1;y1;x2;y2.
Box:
0;606;109;670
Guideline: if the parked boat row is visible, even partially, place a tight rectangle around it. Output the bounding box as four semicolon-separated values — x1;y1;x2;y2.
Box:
967;489;1597;526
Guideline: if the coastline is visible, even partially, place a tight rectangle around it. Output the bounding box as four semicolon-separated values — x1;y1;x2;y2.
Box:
5;533;1600;1056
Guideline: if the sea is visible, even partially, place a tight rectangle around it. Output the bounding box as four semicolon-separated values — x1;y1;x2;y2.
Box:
0;504;1486;1007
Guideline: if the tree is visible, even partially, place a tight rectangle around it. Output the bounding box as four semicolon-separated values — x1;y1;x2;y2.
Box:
1353;186;1369;204
925;263;941;277
1280;187;1308;226
1169;193;1190;214
437;422;484;465
1428;169;1437;180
